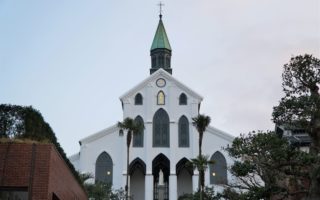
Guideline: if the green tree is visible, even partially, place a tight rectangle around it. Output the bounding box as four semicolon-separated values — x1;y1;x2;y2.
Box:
192;114;211;200
273;54;320;199
223;131;312;200
178;186;218;200
85;182;113;200
0;104;83;187
189;155;214;198
117;117;144;200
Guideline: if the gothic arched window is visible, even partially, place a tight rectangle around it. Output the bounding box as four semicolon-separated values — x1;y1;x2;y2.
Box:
152;56;157;67
159;54;164;67
157;91;165;105
165;56;170;68
95;152;113;184
153;108;170;147
179;93;187;105
133;116;144;147
178;116;189;147
135;93;143;105
210;151;227;185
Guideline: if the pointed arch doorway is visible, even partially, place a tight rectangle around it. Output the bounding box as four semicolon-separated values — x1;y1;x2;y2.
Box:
176;158;193;197
129;158;146;200
152;154;170;200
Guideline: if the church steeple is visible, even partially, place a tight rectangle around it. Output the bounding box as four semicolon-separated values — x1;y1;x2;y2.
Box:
150;14;172;75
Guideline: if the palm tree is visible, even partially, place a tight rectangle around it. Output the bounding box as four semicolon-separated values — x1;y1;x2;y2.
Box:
190;155;215;198
117;117;144;200
192;114;211;200
192;114;211;157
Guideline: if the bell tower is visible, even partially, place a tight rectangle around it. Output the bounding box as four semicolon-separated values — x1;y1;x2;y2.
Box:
150;13;172;74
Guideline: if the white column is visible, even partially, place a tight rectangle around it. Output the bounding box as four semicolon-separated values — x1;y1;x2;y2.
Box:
122;171;127;190
192;171;199;192
169;174;177;200
145;173;153;200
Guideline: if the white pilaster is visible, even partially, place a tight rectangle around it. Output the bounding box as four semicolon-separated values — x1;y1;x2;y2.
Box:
169;174;177;200
145;173;153;200
192;172;199;192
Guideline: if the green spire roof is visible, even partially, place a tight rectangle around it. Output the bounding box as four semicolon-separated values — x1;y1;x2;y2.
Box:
151;18;172;51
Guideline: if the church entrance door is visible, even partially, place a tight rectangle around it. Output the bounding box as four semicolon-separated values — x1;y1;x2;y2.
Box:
129;158;146;200
176;158;193;198
152;154;170;200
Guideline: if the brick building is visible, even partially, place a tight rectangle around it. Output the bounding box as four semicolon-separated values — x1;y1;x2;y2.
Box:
0;143;87;200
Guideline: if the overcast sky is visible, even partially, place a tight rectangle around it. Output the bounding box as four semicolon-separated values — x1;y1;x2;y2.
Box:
1;0;319;156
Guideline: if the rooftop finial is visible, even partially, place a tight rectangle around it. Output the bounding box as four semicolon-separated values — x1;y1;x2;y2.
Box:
158;2;164;19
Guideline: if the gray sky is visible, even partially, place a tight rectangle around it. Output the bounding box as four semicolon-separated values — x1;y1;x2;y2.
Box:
1;0;319;156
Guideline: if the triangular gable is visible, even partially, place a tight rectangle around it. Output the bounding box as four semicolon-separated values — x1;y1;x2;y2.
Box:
79;124;118;145
119;68;203;102
206;125;235;142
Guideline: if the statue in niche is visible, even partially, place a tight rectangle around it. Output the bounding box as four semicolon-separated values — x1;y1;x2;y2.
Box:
158;169;164;186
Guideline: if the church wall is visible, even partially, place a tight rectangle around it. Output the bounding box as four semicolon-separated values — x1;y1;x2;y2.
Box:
78;129;124;188
121;76;201;176
71;71;236;199
202;129;233;193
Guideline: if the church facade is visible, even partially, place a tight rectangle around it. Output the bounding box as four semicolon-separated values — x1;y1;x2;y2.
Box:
70;14;234;200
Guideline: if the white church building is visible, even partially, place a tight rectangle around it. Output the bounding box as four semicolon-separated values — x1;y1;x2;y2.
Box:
70;14;235;200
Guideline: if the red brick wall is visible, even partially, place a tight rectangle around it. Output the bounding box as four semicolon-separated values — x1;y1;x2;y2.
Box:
48;144;87;199
0;143;86;200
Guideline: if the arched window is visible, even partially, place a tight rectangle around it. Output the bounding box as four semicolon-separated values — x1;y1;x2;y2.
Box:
165;56;170;68
178;116;189;147
153;108;170;147
157;91;165;105
179;93;187;105
95;152;113;184
159;54;164;67
152;56;157;67
133;116;144;147
135;93;143;105
210;151;227;185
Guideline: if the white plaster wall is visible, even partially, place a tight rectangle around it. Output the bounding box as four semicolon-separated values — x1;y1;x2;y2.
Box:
122;74;201;173
202;128;234;193
77;128;125;188
70;71;236;198
69;153;80;170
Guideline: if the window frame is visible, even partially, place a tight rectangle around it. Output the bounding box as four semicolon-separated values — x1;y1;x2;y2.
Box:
178;116;190;147
157;91;165;105
179;93;187;105
133;116;144;147
153;108;170;147
134;93;143;105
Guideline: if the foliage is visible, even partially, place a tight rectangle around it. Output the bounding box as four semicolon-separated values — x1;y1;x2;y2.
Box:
192;114;211;200
178;186;219;200
85;183;127;200
192;114;211;156
273;54;320;130
224;131;312;200
79;171;127;200
189;154;215;193
117;117;144;147
117;117;144;200
272;54;320;199
0;104;83;187
190;155;214;172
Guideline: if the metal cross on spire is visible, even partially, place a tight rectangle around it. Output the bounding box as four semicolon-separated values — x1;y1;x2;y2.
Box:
158;2;164;18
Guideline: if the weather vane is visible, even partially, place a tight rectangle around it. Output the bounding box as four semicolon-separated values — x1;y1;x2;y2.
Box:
158;2;164;18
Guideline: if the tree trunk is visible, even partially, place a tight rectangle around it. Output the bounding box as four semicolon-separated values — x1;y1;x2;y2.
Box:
200;169;205;200
199;132;203;157
199;132;204;200
126;131;132;200
307;114;320;200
